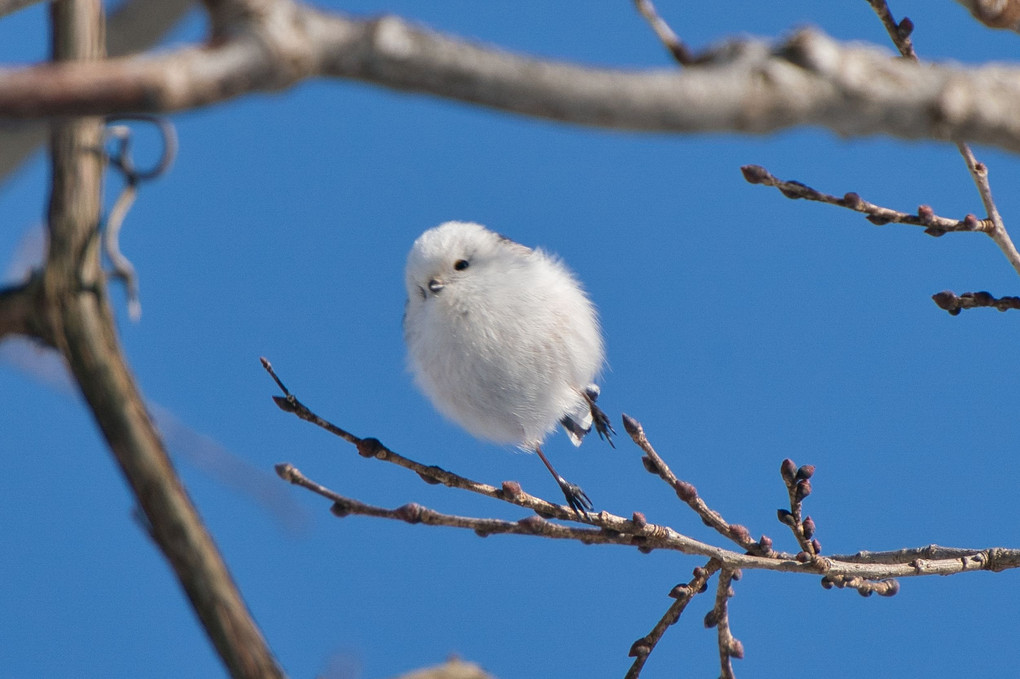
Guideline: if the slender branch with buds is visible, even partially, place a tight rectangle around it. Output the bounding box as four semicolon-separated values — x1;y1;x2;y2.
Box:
737;0;1020;321
262;358;1020;677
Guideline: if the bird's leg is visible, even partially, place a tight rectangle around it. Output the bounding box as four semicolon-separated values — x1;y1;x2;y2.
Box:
534;446;593;515
583;387;616;448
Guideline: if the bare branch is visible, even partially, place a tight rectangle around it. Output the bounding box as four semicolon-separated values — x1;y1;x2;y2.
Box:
278;463;664;546
2;8;1020;153
821;574;899;597
633;0;693;65
625;561;720;679
0;0;40;18
955;144;1020;274
831;545;1020;571
101;115;178;321
866;0;917;58
706;567;743;679
741;163;991;236
0;0;193;184
0;273;53;344
391;658;494;679
777;458;819;558
623;414;770;555
955;0;1020;31
265;360;1020;572
43;3;283;677
864;0;1020;275
268;360;1020;674
264;372;1020;582
742;160;1020;284
932;290;1020;314
263;360;780;561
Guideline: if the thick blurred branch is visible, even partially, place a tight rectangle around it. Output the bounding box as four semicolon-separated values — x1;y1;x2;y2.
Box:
0;0;40;17
391;658;494;679
2;6;1020;152
41;2;282;677
0;0;192;183
0;273;52;343
863;1;1020;280
956;0;1020;31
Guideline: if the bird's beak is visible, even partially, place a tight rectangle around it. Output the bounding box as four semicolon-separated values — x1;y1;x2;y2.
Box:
428;279;445;294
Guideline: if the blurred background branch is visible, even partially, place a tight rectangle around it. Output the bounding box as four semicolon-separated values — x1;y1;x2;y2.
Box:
0;0;192;183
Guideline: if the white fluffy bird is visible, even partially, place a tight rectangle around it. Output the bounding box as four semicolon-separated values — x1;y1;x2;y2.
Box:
404;221;613;512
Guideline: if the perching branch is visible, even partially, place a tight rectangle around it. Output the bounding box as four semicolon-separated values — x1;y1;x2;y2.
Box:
263;358;1020;675
263;359;1020;583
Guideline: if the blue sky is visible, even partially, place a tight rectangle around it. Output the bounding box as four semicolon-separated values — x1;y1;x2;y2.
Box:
2;1;1020;677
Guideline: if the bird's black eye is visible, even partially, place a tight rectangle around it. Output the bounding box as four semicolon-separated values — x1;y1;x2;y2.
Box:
454;259;470;271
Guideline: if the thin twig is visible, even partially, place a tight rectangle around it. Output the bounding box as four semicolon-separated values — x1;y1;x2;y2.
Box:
263;357;606;522
831;545;1020;572
866;0;916;58
955;144;1020;276
622;414;771;555
632;0;693;65
102;181;140;319
741;164;990;237
865;0;1020;276
932;290;1020;314
706;567;743;679
821;574;899;597
101;115;178;321
279;463;671;546
624;560;720;679
777;458;819;558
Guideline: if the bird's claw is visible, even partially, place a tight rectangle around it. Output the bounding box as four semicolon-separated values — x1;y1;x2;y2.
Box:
559;478;594;515
587;399;616;446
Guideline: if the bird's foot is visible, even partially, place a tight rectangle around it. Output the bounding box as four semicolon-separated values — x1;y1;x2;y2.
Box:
584;387;616;448
558;477;594;515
